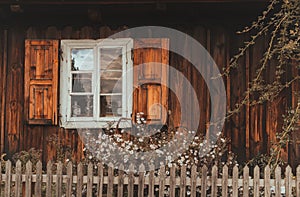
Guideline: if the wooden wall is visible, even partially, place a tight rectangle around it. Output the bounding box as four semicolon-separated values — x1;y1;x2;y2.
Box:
0;3;298;166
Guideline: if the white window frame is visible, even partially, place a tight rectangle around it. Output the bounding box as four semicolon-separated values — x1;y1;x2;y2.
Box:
60;39;133;128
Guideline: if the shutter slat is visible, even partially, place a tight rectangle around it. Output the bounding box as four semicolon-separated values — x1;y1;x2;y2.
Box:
25;40;58;125
133;38;169;125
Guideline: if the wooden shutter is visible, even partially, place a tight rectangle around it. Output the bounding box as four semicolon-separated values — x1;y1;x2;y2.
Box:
24;40;59;125
133;39;169;125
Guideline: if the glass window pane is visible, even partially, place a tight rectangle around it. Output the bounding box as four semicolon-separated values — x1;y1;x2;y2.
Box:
71;95;93;117
100;95;122;117
72;73;92;93
100;79;122;94
71;49;94;71
100;48;122;70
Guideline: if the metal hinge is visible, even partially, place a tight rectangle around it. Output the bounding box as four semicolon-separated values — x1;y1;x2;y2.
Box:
59;48;64;61
131;49;134;61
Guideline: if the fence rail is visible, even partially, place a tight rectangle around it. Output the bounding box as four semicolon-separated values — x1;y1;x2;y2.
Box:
1;160;300;196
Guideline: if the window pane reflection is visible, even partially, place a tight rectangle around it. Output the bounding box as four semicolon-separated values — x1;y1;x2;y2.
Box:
100;95;122;117
71;49;94;71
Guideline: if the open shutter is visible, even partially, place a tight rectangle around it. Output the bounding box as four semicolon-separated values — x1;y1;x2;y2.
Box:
133;39;169;125
24;40;59;125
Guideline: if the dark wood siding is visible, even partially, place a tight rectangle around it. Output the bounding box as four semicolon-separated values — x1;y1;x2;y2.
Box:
0;3;297;165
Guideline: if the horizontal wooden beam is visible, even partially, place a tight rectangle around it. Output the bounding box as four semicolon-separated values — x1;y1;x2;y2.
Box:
0;0;268;5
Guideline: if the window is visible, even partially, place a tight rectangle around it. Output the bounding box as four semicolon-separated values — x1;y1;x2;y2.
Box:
59;39;133;128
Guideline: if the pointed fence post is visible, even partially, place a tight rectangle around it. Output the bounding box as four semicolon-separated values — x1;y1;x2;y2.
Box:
296;165;300;197
169;164;176;197
87;162;94;197
232;165;239;197
107;163;114;197
179;165;186;197
77;162;83;197
35;161;42;197
243;165;249;197
211;165;218;197
4;160;11;197
97;163;104;197
148;164;155;197
253;165;260;197
15;160;22;197
56;162;63;197
264;165;270;197
222;165;228;197
25;161;32;197
159;164;165;197
190;165;197;197
117;164;124;197
138;164;145;197
66;161;73;197
201;165;208;197
46;161;53;197
128;163;135;197
285;166;292;197
275;166;281;197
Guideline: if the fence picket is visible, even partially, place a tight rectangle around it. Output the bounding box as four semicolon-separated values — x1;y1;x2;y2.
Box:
77;162;83;197
56;162;63;197
275;166;281;197
180;165;186;197
297;166;300;197
201;165;207;197
232;165;238;197
25;161;32;197
190;165;197;197
253;165;260;197
285;166;292;197
149;164;155;197
4;160;11;197
107;163;114;197
243;165;249;197
66;162;73;197
0;161;2;196
15;160;21;197
138;164;145;197
87;162;93;197
159;164;165;197
117;164;124;197
222;165;229;196
97;163;104;197
211;165;218;197
46;161;52;197
128;164;134;197
169;164;176;197
264;165;270;197
35;161;42;197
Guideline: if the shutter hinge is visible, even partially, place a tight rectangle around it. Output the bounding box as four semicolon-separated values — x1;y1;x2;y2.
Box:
131;49;134;61
59;48;64;61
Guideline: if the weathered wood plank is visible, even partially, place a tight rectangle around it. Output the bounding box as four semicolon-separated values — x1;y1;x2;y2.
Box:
159;164;165;197
222;165;228;196
264;165;270;197
297;165;300;197
56;162;63;197
243;165;249;197
46;161;53;197
253;165;260;197
15;160;22;197
211;165;218;197
117;164;124;197
87;162;93;197
25;161;32;197
77;162;83;197
201;165;207;197
4;160;11;197
179;165;186;197
169;164;176;197
107;163;114;197
190;165;197;197
232;165;238;197
275;166;281;197
34;161;42;197
149;164;155;197
128;164;134;197
285;166;292;197
138;164;145;197
66;162;73;197
97;163;104;197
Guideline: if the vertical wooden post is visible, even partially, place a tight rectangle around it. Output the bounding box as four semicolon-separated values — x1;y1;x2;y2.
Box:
87;162;93;197
201;165;207;197
15;160;22;197
46;161;53;197
66;162;73;197
77;162;83;197
117;164;124;197
159;164;165;197
138;164;145;197
97;163;104;197
4;160;11;197
35;161;42;197
264;165;270;197
179;165;186;197
232;165;238;197
243;165;249;197
25;161;32;197
222;165;228;196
